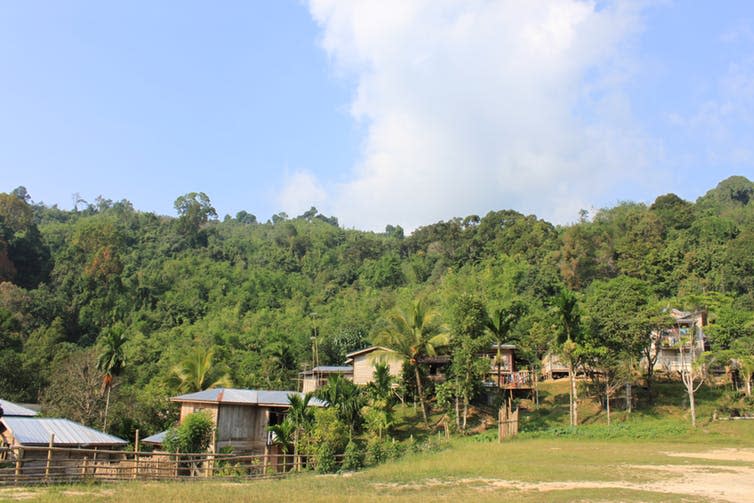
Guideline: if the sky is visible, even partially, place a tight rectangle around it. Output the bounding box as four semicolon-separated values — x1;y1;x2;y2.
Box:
2;1;754;231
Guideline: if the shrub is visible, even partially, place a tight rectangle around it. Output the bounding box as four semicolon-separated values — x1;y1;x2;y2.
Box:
164;410;214;453
341;440;364;472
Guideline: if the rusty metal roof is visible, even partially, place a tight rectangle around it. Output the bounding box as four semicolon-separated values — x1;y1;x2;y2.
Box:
1;417;127;446
171;388;326;407
0;399;38;417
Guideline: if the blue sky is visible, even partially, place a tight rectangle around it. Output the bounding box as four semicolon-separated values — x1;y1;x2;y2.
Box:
2;1;754;230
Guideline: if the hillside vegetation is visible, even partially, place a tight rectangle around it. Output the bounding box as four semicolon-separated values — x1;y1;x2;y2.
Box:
0;176;753;441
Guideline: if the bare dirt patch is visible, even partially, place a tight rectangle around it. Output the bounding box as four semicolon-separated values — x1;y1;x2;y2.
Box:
373;448;754;502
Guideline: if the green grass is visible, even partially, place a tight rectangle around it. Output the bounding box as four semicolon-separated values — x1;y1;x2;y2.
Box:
6;419;754;502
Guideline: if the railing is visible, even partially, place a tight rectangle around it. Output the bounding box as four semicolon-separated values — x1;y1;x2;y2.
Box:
0;446;332;486
485;370;533;388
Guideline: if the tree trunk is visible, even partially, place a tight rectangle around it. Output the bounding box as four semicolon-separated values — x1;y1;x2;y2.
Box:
102;385;111;432
606;380;611;426
625;383;632;414
745;371;752;397
455;394;460;428
462;398;468;431
569;363;578;426
689;383;697;428
415;366;428;425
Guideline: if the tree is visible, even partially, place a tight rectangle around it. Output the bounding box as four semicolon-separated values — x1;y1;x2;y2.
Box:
96;325;127;431
314;375;365;438
173;192;217;246
287;392;315;471
41;348;105;428
375;299;449;425
169;347;232;393
554;288;582;426
678;325;706;427
486;302;527;387
267;418;295;470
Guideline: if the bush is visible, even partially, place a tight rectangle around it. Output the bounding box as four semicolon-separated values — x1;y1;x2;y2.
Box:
341;440;364;472
316;442;338;474
164;411;214;453
365;437;387;466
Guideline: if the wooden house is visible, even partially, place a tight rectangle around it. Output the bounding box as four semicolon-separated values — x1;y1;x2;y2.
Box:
345;347;403;385
648;309;707;373
168;388;325;456
299;366;353;393
482;344;533;390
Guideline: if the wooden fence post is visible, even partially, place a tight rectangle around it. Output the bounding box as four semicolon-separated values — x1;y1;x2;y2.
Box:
14;447;23;483
44;433;55;483
133;429;140;480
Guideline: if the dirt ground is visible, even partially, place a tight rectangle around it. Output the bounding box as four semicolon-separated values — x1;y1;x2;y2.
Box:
373;448;754;502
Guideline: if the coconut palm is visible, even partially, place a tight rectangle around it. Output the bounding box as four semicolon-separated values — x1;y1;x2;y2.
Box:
169;346;232;393
96;327;127;431
375;299;449;425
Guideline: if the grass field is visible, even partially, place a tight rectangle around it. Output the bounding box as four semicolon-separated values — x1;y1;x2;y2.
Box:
3;379;753;502
3;418;753;502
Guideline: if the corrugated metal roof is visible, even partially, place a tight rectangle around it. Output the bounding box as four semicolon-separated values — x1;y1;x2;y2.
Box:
1;417;127;446
0;399;38;417
142;430;167;445
345;346;397;359
171;388;326;407
299;366;353;376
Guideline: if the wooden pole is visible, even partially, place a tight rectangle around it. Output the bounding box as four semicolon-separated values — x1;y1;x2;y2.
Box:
14;447;23;483
134;429;140;480
44;433;55;483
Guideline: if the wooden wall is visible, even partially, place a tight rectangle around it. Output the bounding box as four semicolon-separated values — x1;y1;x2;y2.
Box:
352;352;403;385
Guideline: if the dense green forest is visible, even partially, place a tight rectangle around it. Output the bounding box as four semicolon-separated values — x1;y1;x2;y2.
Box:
1;176;753;439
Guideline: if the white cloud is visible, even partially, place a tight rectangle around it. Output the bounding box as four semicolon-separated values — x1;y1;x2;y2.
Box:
307;0;656;231
277;170;328;218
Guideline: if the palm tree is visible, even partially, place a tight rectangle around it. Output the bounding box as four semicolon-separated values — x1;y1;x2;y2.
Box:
375;299;449;425
287;392;315;471
554;289;581;427
96;327;127;431
315;375;365;438
169;346;232;393
486;302;527;387
267;418;295;471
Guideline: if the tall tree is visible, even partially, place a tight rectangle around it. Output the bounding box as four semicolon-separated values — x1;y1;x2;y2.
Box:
375;299;449;425
486;301;527;387
287;392;315;471
96;325;127;431
555;288;582;426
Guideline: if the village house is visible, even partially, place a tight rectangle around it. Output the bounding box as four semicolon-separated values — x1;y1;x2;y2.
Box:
345;346;403;385
144;388;325;457
483;344;533;391
648;309;707;373
299;366;353;393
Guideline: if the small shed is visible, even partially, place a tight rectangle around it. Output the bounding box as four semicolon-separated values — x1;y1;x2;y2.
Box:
346;346;403;385
300;366;353;393
170;388;325;455
0;416;127;476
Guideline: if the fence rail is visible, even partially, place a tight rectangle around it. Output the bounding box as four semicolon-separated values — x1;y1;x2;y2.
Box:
0;445;326;486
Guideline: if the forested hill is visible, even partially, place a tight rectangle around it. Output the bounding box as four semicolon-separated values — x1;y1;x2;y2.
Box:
0;176;753;437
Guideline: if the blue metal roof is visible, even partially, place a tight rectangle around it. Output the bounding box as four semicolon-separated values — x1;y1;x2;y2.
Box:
171;388;326;407
1;417;127;446
0;399;38;417
142;430;167;445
